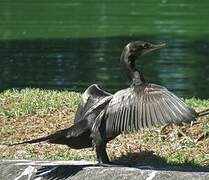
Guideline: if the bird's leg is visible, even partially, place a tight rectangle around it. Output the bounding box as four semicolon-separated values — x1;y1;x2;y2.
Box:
91;125;132;167
90;110;110;165
92;137;125;167
91;110;124;167
91;127;110;165
96;142;110;165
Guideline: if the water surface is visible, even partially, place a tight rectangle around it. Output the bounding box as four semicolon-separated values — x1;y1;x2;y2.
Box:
0;0;209;98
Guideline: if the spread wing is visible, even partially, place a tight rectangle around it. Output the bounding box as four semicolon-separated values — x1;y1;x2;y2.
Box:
74;84;112;123
105;83;197;137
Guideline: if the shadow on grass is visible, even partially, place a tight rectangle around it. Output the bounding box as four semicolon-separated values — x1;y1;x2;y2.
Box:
34;151;209;179
113;151;209;172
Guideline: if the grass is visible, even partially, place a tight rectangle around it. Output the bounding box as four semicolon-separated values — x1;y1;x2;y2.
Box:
0;88;209;167
0;88;80;117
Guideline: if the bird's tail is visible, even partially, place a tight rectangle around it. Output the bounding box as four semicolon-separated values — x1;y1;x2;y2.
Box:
7;128;69;146
197;108;209;117
7;120;88;146
8;135;53;146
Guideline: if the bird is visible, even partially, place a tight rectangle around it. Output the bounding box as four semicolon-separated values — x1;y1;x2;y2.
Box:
9;41;209;166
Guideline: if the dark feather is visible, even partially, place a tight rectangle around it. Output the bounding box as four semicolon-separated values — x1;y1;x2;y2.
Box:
105;83;198;138
74;84;112;123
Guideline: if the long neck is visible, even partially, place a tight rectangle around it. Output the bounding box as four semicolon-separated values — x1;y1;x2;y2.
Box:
120;49;145;85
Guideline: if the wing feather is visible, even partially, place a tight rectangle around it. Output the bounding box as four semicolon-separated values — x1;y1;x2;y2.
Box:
112;109;118;128
160;97;173;123
138;97;143;129
131;105;135;130
135;103;139;129
123;108;129;131
105;83;197;138
119;107;125;133
142;96;147;129
153;95;165;126
149;98;159;127
155;98;169;124
129;105;133;130
166;97;184;123
167;93;195;122
109;109;116;133
146;94;152;128
163;98;178;123
75;84;112;123
169;93;195;116
127;106;131;131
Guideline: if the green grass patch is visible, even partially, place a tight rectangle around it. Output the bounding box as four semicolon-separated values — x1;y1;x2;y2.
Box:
0;88;209;167
0;88;80;118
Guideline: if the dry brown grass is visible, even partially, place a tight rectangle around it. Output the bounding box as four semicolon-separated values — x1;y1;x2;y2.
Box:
0;89;209;166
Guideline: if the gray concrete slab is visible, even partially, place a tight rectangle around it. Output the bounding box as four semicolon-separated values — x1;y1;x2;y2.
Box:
1;160;209;180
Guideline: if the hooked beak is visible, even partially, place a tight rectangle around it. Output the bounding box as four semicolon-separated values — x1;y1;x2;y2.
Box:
141;43;166;56
151;43;166;50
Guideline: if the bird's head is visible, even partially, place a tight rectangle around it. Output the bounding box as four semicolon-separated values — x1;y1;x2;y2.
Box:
122;41;166;61
121;41;166;69
120;41;166;83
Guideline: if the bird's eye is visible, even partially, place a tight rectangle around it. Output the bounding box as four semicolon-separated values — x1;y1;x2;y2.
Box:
130;49;137;53
143;43;150;49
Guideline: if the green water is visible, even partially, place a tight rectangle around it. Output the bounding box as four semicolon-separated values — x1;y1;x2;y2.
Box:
0;0;209;98
1;0;209;39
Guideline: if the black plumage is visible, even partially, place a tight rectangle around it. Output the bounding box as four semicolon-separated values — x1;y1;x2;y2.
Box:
10;41;209;165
